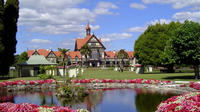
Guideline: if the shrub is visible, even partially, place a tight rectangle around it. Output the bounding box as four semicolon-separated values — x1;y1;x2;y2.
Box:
38;74;54;80
56;84;88;105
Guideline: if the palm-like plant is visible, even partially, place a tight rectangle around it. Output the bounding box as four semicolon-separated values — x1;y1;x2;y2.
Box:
80;44;92;67
58;48;70;83
117;49;128;72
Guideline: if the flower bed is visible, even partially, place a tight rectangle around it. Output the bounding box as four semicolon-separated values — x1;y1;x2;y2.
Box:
189;82;200;90
72;79;172;84
0;102;88;112
156;92;200;112
0;79;57;87
0;79;57;91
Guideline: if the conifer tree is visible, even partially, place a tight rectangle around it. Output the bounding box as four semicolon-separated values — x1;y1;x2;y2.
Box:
1;0;19;75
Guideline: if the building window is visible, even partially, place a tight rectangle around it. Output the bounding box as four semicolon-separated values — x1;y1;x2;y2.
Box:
91;50;99;59
91;43;96;47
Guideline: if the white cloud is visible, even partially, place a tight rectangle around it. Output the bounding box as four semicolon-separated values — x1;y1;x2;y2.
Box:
19;1;118;35
94;1;118;15
128;26;147;33
102;33;133;42
142;0;200;9
130;3;146;10
30;39;52;44
148;19;171;25
172;11;200;22
127;19;171;33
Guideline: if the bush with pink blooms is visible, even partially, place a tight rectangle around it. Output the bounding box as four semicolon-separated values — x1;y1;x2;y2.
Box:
156;92;200;112
0;79;57;87
0;102;88;112
72;79;172;84
189;82;200;90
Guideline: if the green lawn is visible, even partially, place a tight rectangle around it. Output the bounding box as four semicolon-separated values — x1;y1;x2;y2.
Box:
0;68;199;82
77;68;198;81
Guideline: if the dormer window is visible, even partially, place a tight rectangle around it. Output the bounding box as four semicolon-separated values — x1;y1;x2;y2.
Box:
75;56;79;60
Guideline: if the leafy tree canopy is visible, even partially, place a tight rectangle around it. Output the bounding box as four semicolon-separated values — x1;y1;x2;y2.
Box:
117;49;128;59
134;21;182;67
163;20;200;79
17;51;28;64
80;44;92;58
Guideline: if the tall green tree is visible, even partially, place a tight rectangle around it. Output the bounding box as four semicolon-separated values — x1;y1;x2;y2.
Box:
164;20;200;79
58;48;70;83
1;0;19;75
0;0;4;75
17;51;28;64
134;21;181;72
80;44;91;67
117;49;128;72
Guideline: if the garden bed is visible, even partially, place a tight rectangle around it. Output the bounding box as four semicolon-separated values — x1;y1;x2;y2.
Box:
72;79;199;94
156;92;200;112
0;79;57;91
0;102;88;112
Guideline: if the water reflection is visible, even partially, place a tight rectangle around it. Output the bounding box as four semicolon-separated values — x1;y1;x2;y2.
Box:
0;88;176;112
134;88;175;112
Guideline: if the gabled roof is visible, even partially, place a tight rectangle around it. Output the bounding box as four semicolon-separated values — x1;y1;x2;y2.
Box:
75;34;105;50
105;51;116;59
27;49;51;57
75;35;92;50
21;55;56;65
67;51;82;59
54;51;61;57
27;50;34;57
127;51;134;58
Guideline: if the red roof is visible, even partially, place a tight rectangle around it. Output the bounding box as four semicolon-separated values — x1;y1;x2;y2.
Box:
28;49;133;59
105;51;116;59
76;35;103;50
54;51;61;57
67;51;82;59
27;49;50;57
27;50;34;57
105;51;134;59
127;51;134;58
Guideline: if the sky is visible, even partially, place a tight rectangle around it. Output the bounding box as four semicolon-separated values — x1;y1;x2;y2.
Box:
16;0;200;54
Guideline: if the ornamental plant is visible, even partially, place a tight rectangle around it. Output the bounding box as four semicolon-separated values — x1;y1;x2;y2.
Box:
156;92;200;112
72;79;172;85
0;79;57;87
0;102;89;112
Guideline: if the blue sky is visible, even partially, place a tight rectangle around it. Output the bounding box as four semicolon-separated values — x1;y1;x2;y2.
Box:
16;0;200;54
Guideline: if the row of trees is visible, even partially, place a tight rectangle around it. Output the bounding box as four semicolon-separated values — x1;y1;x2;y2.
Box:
134;20;200;79
0;0;19;76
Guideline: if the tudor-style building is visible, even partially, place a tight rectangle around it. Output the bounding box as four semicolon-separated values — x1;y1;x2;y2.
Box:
74;23;106;66
27;24;136;67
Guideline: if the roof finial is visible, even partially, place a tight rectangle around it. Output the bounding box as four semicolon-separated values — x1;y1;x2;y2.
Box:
86;22;91;35
86;22;90;30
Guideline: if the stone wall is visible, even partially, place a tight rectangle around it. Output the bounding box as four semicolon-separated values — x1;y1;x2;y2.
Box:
1;83;57;92
75;83;197;94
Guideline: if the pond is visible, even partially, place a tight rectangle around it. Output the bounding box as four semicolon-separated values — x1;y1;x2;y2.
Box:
0;88;176;112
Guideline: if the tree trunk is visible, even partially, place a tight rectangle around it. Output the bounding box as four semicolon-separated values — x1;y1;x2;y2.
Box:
63;58;66;83
194;65;199;79
167;65;175;73
85;55;88;67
